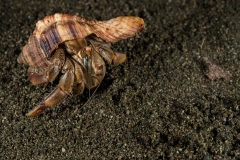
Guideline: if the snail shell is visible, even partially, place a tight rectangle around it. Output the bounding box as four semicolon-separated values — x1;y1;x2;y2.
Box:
17;14;145;68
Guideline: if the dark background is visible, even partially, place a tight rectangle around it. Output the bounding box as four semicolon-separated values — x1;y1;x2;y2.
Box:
1;0;240;159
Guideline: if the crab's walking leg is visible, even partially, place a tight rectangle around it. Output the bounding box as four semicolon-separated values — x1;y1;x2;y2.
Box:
90;40;126;65
26;87;67;116
72;61;85;95
26;59;74;116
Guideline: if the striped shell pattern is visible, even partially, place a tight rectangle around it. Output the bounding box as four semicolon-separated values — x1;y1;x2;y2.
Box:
17;13;145;68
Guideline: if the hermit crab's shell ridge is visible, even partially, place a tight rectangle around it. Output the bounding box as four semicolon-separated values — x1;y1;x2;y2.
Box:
17;14;145;68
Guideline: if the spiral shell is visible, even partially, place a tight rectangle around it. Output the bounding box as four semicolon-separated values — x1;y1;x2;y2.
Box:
17;14;145;68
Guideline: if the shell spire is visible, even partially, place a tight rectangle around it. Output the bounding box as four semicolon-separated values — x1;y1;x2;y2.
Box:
91;16;145;43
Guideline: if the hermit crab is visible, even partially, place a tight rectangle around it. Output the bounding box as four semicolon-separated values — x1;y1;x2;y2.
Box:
17;13;145;116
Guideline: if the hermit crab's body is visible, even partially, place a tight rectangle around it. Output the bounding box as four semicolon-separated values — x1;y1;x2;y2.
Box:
17;14;144;116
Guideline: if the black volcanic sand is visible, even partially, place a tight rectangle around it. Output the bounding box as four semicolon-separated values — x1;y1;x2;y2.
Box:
1;0;240;159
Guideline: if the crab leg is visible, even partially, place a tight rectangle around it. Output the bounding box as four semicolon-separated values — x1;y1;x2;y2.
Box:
26;87;67;116
72;60;85;95
89;40;126;65
26;59;74;116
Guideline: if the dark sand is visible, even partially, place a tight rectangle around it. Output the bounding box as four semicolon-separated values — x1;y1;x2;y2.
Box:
1;0;240;159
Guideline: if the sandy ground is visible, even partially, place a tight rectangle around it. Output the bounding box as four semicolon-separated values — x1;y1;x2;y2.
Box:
1;0;240;159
